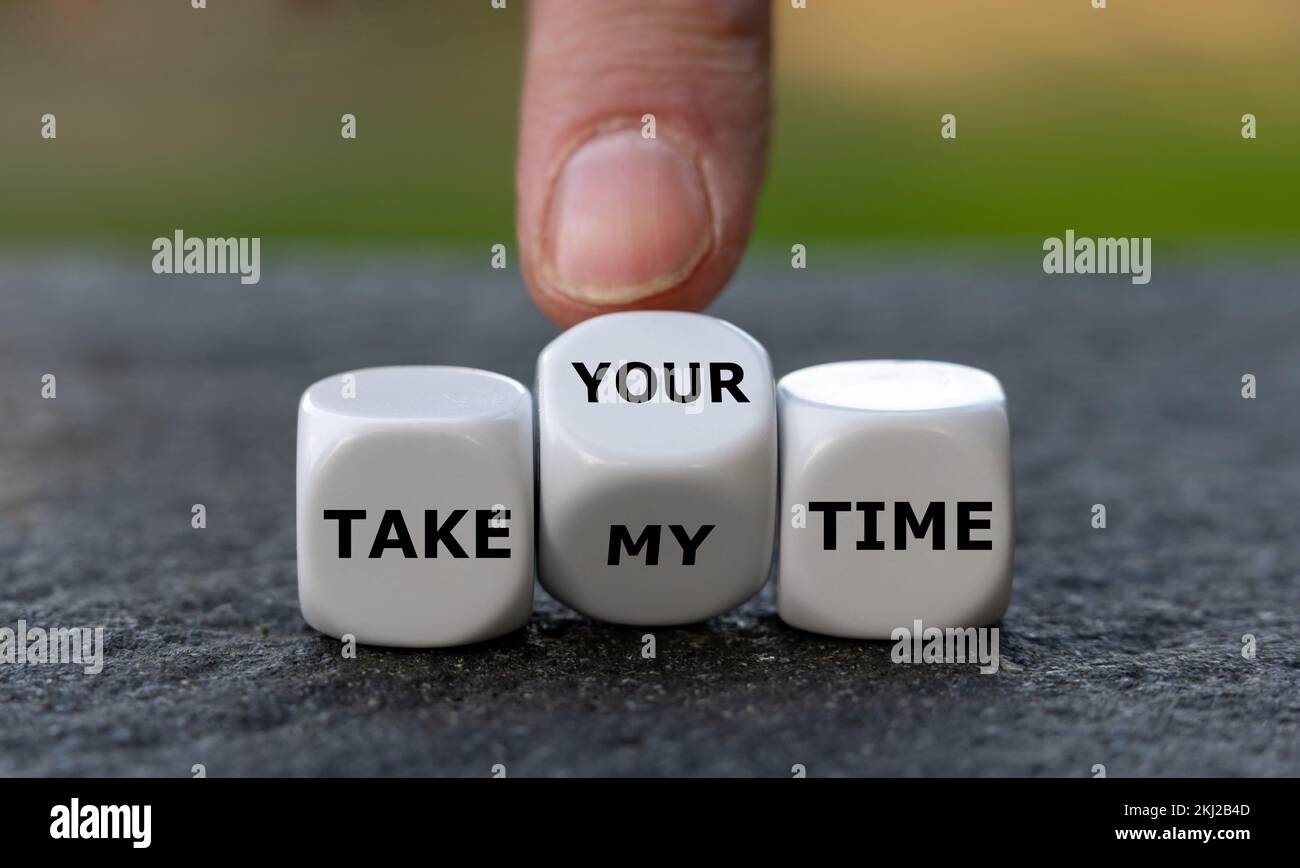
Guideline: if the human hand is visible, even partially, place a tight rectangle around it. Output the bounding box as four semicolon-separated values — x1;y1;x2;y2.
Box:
516;0;772;326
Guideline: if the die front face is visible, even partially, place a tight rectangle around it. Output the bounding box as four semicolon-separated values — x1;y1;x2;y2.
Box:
537;312;777;625
778;361;1014;639
297;367;534;648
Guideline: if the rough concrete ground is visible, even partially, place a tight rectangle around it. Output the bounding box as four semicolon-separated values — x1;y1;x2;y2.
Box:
0;252;1296;776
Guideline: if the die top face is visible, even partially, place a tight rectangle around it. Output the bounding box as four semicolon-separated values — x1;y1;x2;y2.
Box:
301;366;530;423
779;360;1004;413
536;311;775;462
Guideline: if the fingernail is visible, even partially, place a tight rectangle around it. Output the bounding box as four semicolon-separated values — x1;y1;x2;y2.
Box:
544;128;712;306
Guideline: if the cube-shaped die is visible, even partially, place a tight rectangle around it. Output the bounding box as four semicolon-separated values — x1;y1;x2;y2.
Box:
297;366;534;647
778;360;1014;639
537;312;777;625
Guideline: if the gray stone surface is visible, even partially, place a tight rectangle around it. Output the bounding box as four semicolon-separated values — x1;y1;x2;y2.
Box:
0;252;1296;777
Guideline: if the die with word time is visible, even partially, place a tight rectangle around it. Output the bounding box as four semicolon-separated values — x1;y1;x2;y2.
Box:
777;360;1014;639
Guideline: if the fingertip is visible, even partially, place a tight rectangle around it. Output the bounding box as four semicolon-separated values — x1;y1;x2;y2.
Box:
526;263;726;329
516;0;770;328
542;127;713;307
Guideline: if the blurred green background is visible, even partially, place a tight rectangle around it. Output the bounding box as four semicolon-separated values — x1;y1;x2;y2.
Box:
2;0;1297;250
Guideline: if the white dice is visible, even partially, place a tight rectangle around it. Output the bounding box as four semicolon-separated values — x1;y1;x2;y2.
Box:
296;366;534;647
777;360;1014;639
536;312;777;625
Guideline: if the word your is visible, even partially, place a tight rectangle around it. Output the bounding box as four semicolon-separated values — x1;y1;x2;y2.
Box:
573;362;749;404
608;524;714;566
50;799;151;849
1042;230;1151;285
323;509;511;558
0;620;104;675
891;620;1000;675
806;501;993;550
151;230;261;285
